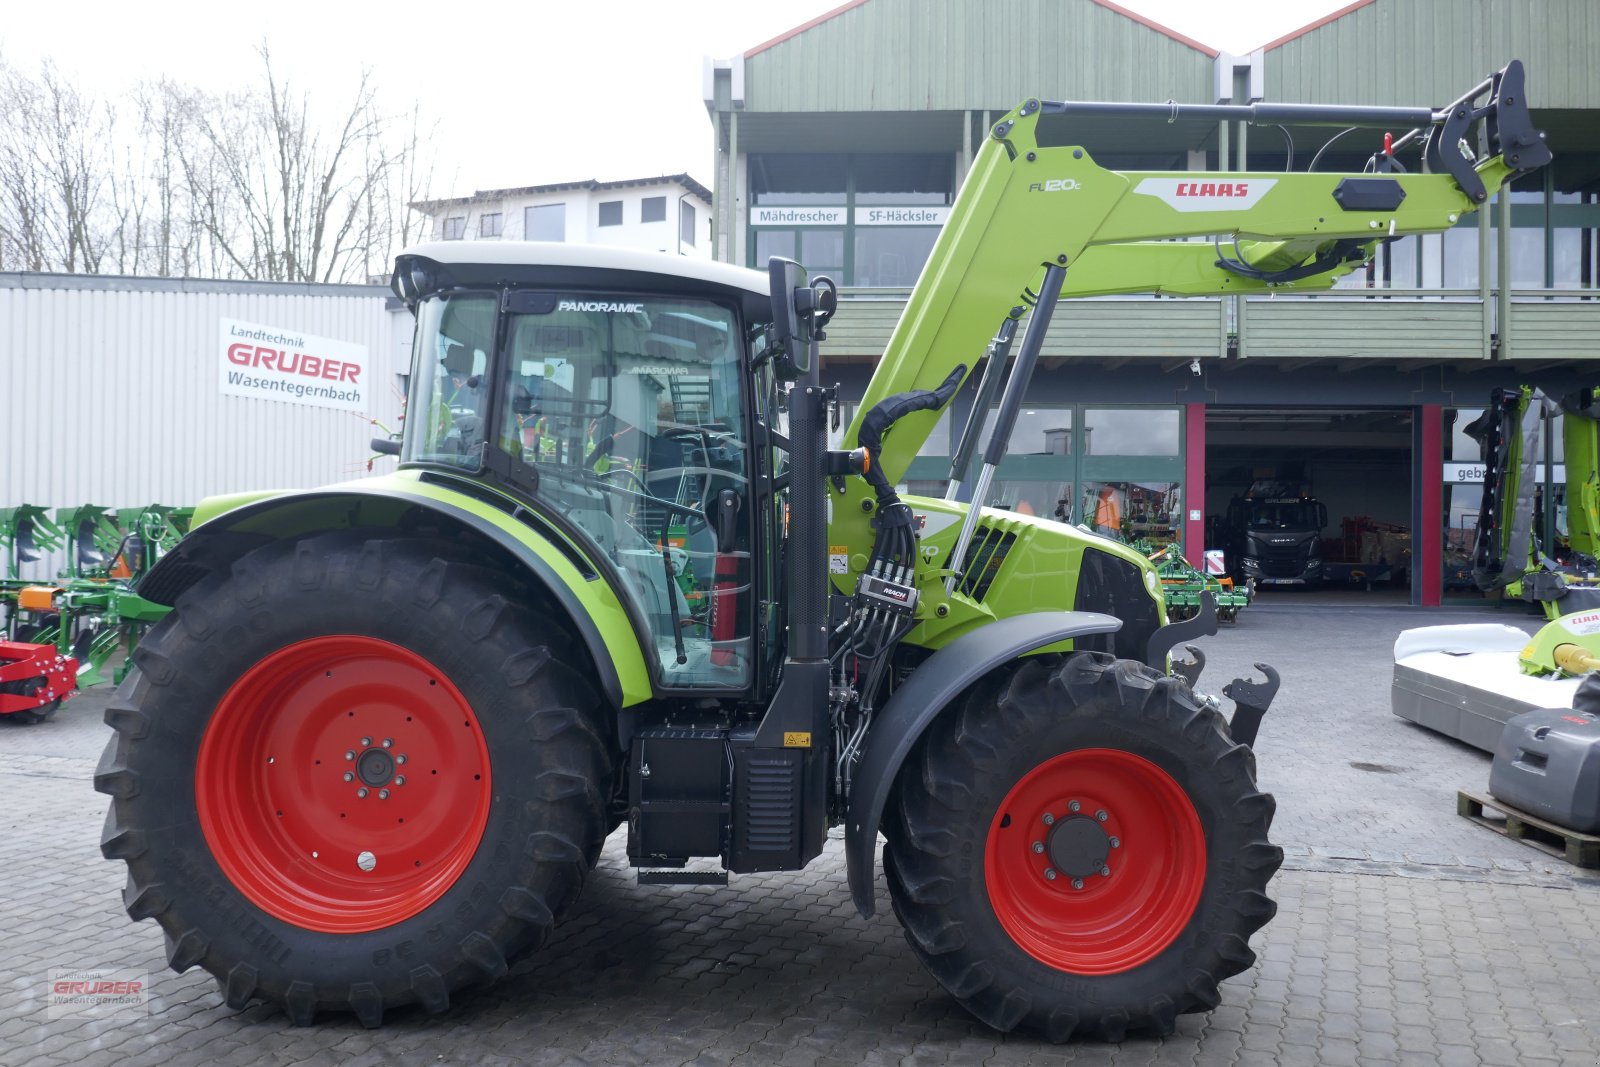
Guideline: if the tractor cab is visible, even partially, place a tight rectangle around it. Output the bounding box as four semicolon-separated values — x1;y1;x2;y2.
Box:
392;243;776;690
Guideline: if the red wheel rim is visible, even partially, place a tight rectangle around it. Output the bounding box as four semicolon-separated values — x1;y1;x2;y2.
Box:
984;748;1205;974
196;636;491;934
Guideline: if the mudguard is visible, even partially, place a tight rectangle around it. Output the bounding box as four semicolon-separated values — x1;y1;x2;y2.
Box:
845;609;1121;917
136;476;652;708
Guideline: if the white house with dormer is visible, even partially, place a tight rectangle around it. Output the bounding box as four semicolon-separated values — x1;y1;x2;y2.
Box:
410;175;713;258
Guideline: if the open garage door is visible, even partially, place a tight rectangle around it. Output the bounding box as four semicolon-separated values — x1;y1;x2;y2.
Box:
1205;408;1413;603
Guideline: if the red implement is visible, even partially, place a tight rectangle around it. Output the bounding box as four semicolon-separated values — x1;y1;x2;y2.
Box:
0;641;79;715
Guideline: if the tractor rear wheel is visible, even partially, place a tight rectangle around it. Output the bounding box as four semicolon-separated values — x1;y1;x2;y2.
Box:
95;535;612;1026
885;652;1280;1041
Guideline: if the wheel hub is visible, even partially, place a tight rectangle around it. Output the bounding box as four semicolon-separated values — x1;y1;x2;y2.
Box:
355;747;396;787
1046;814;1110;879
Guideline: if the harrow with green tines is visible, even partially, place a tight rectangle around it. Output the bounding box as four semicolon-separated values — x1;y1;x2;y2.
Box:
1;503;186;692
1143;541;1252;624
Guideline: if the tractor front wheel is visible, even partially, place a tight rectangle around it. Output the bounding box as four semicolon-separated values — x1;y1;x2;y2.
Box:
885;653;1280;1041
95;535;612;1026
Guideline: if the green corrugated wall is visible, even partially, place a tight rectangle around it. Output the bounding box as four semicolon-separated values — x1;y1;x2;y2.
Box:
742;0;1214;113
1265;0;1600;109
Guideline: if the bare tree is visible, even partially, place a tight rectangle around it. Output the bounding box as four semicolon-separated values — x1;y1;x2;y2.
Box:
0;46;436;282
0;58;116;272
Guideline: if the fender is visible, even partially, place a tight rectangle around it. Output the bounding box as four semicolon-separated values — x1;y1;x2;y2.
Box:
845;610;1121;917
137;477;653;709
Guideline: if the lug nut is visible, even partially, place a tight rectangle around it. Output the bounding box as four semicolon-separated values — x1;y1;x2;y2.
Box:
1042;813;1055;826
1109;836;1121;849
1095;809;1108;822
345;751;355;761
1068;800;1081;813
357;788;369;798
379;789;390;800
382;738;393;749
1101;866;1112;877
343;772;354;782
1044;868;1057;881
1071;877;1085;889
361;737;372;747
394;776;406;786
1031;841;1044;854
396;754;407;765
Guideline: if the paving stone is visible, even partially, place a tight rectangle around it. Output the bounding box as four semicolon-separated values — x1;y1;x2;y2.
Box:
5;608;1600;1067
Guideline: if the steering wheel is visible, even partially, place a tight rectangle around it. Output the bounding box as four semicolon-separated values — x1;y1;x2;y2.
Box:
658;425;734;521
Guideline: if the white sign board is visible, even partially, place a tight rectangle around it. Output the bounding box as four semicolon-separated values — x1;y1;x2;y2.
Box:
1444;461;1565;484
220;319;370;412
750;206;846;226
853;206;950;226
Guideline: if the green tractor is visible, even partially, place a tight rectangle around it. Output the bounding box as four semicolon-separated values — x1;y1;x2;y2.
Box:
98;64;1547;1038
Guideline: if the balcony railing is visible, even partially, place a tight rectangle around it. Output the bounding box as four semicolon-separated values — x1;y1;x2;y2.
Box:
825;286;1600;363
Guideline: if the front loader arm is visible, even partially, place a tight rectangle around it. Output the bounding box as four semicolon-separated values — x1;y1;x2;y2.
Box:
847;60;1549;486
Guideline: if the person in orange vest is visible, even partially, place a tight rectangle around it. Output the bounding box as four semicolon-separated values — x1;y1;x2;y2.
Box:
1092;484;1123;538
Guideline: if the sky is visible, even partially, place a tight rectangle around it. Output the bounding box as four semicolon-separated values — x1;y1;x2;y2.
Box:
0;0;1352;198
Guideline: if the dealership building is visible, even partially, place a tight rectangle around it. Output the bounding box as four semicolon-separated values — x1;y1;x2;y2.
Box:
703;0;1600;605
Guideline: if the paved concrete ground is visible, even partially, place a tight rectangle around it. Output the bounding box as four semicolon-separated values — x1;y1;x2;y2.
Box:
2;603;1597;1066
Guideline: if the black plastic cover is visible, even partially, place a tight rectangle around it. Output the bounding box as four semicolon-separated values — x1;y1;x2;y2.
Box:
1489;708;1600;833
1332;177;1407;212
1076;547;1161;662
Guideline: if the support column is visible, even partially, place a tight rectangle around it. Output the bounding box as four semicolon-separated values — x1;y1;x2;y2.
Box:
1184;403;1206;567
1415;404;1443;607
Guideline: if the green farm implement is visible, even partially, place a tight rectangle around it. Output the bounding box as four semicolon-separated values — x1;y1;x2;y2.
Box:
1;504;183;718
1137;541;1251;623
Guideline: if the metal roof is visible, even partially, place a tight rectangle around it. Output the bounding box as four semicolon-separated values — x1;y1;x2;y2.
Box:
412;174;713;213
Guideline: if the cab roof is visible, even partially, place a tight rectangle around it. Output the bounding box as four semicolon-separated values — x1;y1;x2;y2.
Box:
396;241;772;307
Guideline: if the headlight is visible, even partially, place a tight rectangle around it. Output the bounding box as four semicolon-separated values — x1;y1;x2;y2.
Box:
1241;556;1261;568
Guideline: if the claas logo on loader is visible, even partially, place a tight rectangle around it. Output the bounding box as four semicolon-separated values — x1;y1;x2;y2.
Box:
1176;182;1251;198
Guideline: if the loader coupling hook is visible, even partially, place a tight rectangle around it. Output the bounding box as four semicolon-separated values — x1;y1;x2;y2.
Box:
1222;664;1280;749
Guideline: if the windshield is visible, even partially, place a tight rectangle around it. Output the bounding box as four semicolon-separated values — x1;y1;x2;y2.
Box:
1246;502;1320;529
404;289;752;689
403;293;496;468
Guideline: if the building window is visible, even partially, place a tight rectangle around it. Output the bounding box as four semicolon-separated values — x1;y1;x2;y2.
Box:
641;196;666;223
680;201;697;247
598;200;622;227
748;153;953;286
479;212;503;238
442;216;465;241
1084;408;1181;456
525;204;565;242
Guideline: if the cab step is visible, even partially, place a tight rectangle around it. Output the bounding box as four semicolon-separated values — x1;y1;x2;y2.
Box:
636;869;729;886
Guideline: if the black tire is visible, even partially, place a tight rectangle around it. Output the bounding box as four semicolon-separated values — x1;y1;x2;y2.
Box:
95;535;613;1026
0;684;60;725
885;652;1280;1042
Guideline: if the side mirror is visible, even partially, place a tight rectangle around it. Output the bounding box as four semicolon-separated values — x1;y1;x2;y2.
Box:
371;437;401;456
767;257;811;379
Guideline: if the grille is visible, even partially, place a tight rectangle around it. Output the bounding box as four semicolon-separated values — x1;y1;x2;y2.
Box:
1258;542;1310;578
955;525;1017;601
741;756;797;853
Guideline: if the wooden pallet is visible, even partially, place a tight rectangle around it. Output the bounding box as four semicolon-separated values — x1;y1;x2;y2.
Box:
1457;789;1600;869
